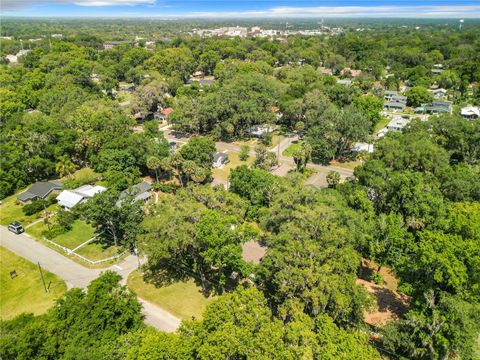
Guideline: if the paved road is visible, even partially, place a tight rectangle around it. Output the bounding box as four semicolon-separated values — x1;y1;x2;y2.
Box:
0;226;181;332
164;129;354;177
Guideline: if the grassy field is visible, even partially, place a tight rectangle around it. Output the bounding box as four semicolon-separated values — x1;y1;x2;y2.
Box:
212;150;254;181
0;193;57;227
27;219;96;250
283;140;303;157
75;241;122;261
330;159;363;170
0;247;67;320
128;270;216;320
374;116;391;133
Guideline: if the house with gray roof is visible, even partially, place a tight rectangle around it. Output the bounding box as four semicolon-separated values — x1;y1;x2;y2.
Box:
17;181;63;203
116;181;152;206
213;152;229;168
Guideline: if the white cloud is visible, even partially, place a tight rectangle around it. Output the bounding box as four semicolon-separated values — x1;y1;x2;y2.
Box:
1;0;154;10
187;5;480;18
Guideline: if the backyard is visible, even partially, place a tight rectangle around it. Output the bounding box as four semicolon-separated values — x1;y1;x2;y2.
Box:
128;270;216;320
212;150;254;181
26;219;123;266
0;246;67;320
0;193;57;227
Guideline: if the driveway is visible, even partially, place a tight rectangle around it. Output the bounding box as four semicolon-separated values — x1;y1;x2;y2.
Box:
0;226;180;332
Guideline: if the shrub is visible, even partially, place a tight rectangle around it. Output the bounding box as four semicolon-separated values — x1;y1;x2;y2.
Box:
22;199;48;216
41;225;67;239
239;145;250;161
370;271;384;285
152;182;178;193
56;209;77;231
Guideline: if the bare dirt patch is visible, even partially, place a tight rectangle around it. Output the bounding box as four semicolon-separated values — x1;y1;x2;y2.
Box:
358;259;409;326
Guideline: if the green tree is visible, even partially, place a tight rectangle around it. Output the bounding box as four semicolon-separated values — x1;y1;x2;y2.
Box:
406;86;433;107
81;190;144;247
326;170;341;188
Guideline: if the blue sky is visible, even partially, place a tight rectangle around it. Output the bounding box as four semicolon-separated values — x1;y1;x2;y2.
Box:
3;0;480;18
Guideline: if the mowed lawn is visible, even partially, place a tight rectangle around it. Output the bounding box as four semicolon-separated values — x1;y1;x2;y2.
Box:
0;247;67;320
128;270;216;320
212;150;254;181
0;193;56;227
27;219;96;250
283;140;303;157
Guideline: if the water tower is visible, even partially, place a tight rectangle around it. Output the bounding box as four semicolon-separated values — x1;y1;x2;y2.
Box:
459;19;464;31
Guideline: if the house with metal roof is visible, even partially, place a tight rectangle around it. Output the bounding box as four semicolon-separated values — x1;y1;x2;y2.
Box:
116;181;152;206
56;185;107;209
460;106;479;120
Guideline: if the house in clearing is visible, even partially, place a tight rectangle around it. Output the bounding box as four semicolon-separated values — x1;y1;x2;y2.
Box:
17;181;63;203
387;117;411;132
213;152;229;168
154;107;173;121
384;95;407;112
116;181;152;206
460;106;479;120
56;185;107;209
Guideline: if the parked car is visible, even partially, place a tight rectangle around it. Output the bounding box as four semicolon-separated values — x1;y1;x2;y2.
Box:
169;141;177;150
8;221;25;234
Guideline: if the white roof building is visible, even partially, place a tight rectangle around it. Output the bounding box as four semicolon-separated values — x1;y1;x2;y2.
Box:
352;143;374;153
387;117;411;132
57;185;107;209
460;106;479;119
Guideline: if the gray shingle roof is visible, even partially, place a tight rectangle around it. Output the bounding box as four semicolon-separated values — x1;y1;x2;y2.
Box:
17;181;63;202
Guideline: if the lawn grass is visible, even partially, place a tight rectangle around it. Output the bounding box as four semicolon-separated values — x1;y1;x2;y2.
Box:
49;220;96;249
128;270;216;320
282;140;303;157
0;193;57;227
75;241;122;261
212;150;254;181
0;246;67;320
27;219;96;250
374;116;391;133
330;159;363;170
270;133;286;148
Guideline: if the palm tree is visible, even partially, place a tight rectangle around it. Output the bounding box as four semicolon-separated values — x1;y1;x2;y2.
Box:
55;156;75;179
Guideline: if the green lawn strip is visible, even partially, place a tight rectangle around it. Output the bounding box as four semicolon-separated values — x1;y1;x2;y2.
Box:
282;140;303;157
74;241;122;262
374;116;391;133
0;246;67;320
127;270;216;320
0;194;41;226
51;220;96;249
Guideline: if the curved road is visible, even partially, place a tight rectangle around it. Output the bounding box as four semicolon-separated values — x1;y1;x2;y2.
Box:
0;226;180;332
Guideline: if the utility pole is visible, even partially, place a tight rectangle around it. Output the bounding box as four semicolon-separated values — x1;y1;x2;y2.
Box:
38;262;48;293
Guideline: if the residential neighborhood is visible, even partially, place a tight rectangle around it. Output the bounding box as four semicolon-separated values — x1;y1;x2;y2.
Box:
1;13;479;360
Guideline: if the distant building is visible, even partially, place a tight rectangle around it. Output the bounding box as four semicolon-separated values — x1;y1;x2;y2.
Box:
387;117;411;132
430;88;448;99
351;143;374;153
56;185;107;209
119;83;135;92
427;100;453;114
17;181;63;203
337;79;352;87
460;106;480;120
116;181;152;206
384;90;399;101
213;152;229;168
154;107;173;121
319;67;333;76
103;41;126;50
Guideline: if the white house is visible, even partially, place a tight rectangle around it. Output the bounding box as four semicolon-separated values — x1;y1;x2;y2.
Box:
430;88;448;99
213;152;229;168
351;143;374;153
56;185;107;209
460;106;479;120
387;117;411;132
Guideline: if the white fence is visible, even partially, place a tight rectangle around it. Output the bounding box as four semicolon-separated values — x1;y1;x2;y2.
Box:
43;237;128;265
